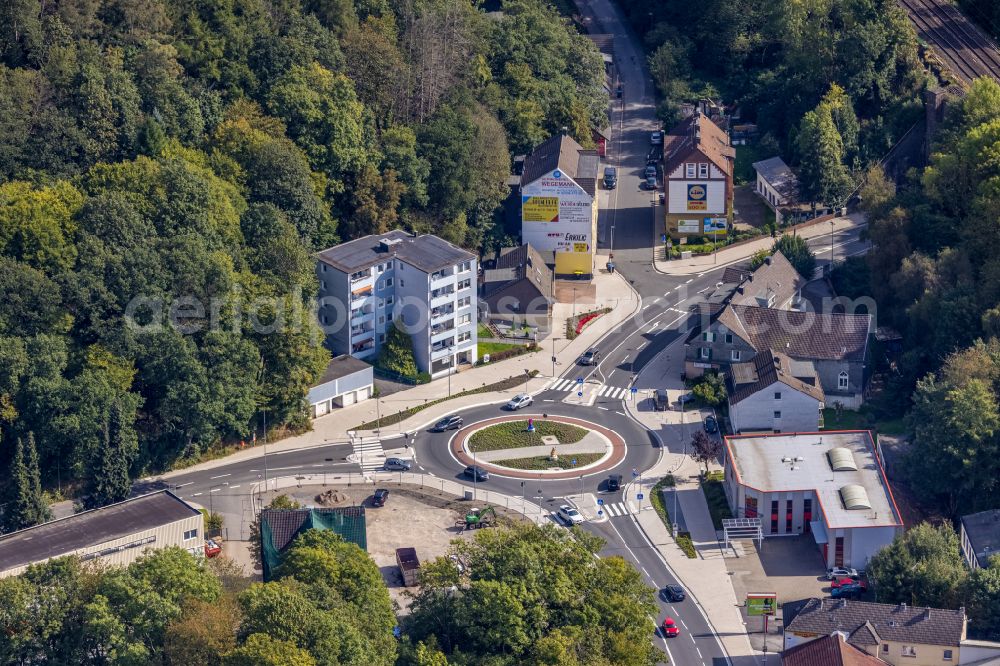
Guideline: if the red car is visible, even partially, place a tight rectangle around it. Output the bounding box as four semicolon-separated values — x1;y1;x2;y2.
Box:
832;576;867;591
662;617;680;637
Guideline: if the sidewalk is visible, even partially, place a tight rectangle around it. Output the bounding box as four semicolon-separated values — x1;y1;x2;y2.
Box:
622;336;776;665
154;254;641;480
654;212;866;276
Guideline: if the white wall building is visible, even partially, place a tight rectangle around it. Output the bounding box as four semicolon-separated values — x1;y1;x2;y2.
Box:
723;431;903;569
728;349;825;433
316;231;477;379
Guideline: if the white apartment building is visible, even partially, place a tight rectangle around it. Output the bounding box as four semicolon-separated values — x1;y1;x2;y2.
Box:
316;230;478;378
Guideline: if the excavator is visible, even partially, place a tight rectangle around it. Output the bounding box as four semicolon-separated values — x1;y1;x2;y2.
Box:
458;506;497;530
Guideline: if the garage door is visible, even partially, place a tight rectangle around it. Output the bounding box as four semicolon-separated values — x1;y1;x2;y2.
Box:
314;401;330;418
342;390;356;406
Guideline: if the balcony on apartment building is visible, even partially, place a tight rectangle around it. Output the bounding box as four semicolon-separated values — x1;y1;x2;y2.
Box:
431;320;455;337
430;286;455;307
350;307;374;326
352;339;375;354
351;287;374;304
431;339;455;359
350;323;375;340
430;304;455;321
430;267;455;286
350;268;372;284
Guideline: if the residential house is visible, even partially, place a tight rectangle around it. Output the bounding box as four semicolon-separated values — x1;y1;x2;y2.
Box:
960;510;1000;570
728;349;825;433
685;304;871;408
307;356;374;417
784;598;966;666
725;252;807;310
782;632;889;666
724;431;902;568
316;230;478;378
753;156;828;225
520;134;600;279
481;244;553;333
663;112;735;240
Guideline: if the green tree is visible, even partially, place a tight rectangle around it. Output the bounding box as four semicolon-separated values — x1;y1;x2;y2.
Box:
164;596;240;664
376;321;420;379
87;400;138;508
4;433;50;532
772;235;816;279
867;523;968;609
690;430;723;474
796;102;853;207
225;633;318;666
964;560;1000;639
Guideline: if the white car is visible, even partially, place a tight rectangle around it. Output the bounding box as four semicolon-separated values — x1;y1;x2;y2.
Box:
506;393;533;410
826;567;859;580
650;130;663;145
557;505;584;525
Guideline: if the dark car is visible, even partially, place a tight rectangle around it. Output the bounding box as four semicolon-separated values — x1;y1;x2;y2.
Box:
464;465;489;482
578;348;600;366
831;582;864;599
644;165;657;179
431;415;463;432
644;174;657;190
372;488;390;507
615;84;623;98
604;166;618;189
704;416;718;433
607;474;623;492
384;458;412;471
654;389;669;411
661;584;686;602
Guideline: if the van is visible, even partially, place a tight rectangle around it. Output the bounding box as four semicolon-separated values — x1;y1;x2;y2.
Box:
603;167;617;189
654;389;669;411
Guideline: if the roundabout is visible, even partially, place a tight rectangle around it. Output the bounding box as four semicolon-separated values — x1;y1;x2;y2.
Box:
449;414;627;479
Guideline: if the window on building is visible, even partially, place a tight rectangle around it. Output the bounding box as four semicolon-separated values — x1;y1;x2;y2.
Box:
321;264;327;272
459;314;471;325
685;163;696;178
770;500;779;533
838;371;849;390
458;296;471;308
882;644;889;654
773;411;781;419
725;333;733;344
379;334;386;343
458;331;471;343
387;312;393;322
944;649;953;661
379;316;385;325
183;529;197;540
744;496;758;518
786;499;793;532
901;646;916;657
804;498;812;533
386;295;394;306
459;260;472;272
835;536;845;567
384;277;393;288
731;350;741;361
458;278;471;290
700;347;711;360
377;263;384;273
698;163;709;178
703;332;715;342
774;392;782;400
399;280;405;288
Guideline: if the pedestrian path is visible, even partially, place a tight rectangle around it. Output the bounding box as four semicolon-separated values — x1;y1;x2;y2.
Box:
600;500;635;517
349;437;386;472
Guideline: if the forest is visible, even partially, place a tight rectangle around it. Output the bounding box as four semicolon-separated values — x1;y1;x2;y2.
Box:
0;0;606;526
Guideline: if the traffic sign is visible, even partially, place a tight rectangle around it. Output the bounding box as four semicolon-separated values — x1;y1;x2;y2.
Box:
597;498;604;506
631;387;637;393
637;493;644;500
632;468;639;477
661;234;667;243
577;391;583;397
576;377;583;384
571;459;577;466
598;510;604;516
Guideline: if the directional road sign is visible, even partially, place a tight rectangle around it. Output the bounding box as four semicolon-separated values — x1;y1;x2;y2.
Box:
637;493;644;500
577;391;583;397
597;498;604;506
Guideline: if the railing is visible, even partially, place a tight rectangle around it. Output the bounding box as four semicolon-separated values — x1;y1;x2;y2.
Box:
431;307;454;321
352;290;373;302
431;288;454;299
431;322;455;335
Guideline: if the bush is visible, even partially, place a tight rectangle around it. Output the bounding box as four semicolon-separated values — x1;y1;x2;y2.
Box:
476;343;537;365
773;234;816;278
375;322;420;379
690;372;727;406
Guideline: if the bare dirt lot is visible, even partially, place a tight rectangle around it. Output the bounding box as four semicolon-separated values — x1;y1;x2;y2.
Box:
267;482;527;613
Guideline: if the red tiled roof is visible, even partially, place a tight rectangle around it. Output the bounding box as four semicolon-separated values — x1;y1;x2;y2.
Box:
782;633;888;666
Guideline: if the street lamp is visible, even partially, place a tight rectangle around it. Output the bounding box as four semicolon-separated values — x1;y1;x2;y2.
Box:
524;368;531;394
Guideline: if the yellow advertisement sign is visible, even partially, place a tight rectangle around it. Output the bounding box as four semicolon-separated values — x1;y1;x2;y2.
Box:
573;243;589;253
522;196;559;222
687;183;707;211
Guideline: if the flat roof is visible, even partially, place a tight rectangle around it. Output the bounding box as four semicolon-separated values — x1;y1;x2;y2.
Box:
0;491;199;572
961;509;1000;567
313;355;372;387
316;229;474;274
724;431;901;529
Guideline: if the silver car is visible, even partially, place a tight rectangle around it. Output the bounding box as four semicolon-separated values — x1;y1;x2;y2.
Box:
506;393;533;410
384;458;412;471
557;505;584;525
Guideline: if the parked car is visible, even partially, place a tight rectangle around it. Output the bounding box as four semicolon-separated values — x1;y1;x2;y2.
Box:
644;165;657;179
677;392;695;405
654;389;669;411
578;348;601;366
831;583;864;599
372;488;390;507
832;577;867;591
704;416;718;433
464;465;489;482
661;617;680;637
645;174;657;190
506;393;533;410
607;474;623;492
615;84;623;98
557;505;584;525
651;130;664;145
431;415;463;432
604;166;618;189
661;584;686;602
826;567;859;581
384;458;412;471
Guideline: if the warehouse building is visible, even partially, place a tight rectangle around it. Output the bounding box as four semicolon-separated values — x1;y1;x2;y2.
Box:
723;431;903;569
0;491;203;579
307;355;374;418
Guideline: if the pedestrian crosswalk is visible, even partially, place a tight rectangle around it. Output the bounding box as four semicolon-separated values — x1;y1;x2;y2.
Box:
599;501;635;517
547;378;633;400
351;437;386;472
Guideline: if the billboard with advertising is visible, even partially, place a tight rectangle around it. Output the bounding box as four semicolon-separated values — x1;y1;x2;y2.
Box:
677;219;700;234
687;183;708;211
522;196;559;222
703;217;728;235
747;593;777;616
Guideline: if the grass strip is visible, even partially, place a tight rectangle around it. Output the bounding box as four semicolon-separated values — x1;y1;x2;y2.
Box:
702;470;733;530
468;420;588;452
650;475;696;559
491;452;603;470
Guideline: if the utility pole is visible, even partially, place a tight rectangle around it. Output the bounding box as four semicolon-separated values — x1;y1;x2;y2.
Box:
524;369;530;394
551;336;558;377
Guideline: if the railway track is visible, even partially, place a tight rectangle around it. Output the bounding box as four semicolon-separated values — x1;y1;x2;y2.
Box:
897;0;1000;86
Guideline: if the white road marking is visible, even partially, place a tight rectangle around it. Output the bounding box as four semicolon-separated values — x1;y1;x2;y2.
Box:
192;492;203;497
648;321;659;331
685;278;693;283
543;399;555;402
598;406;609;411
210;488;220;493
616;410;626;415
175;482;193;487
230;485;241;489
209;473;230;479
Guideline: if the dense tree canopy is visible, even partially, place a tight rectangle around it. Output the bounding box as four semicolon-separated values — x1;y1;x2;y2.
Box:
0;0;605;527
